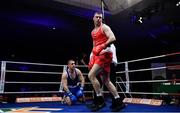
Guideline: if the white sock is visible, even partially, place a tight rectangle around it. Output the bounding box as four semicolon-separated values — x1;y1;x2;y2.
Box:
114;95;120;99
97;93;102;97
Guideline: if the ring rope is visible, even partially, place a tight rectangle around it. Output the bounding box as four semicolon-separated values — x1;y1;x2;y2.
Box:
5;82;61;84
5;61;87;68
116;66;167;74
3;91;179;96
5;70;88;75
5;81;92;85
116;79;180;84
117;52;180;64
118;92;180;96
5;61;65;67
6;70;63;75
116;64;180;74
76;65;88;68
101;91;167;95
5;79;179;85
90;91;180;96
1;91;93;94
102;91;180;96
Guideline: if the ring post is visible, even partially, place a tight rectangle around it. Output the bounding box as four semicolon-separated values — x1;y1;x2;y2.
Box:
0;61;6;93
125;62;130;93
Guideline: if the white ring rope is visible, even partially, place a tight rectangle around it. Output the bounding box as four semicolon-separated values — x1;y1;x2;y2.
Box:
6;70;63;75
118;55;166;64
117;52;180;64
5;82;61;84
5;70;88;75
5;61;65;67
116;66;167;74
3;90;179;96
116;79;180;84
5;81;92;85
2;90;179;96
5;61;87;68
94;91;180;96
2;91;93;94
118;92;169;95
76;65;88;68
118;92;180;96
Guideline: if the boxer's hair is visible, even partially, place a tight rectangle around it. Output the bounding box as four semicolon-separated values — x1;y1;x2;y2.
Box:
94;11;103;16
67;59;75;65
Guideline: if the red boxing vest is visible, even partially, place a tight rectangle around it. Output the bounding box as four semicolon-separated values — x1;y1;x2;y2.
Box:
91;24;107;47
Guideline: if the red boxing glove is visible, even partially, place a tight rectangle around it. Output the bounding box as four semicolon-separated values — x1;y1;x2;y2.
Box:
92;43;107;55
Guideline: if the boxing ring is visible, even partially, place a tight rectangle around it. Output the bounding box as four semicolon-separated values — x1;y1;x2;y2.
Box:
0;52;180;112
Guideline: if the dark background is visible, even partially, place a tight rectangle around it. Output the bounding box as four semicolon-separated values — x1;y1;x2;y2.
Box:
0;0;180;64
0;0;180;101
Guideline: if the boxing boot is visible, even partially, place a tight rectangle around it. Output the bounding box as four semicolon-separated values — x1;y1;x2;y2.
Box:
111;97;126;112
89;96;106;112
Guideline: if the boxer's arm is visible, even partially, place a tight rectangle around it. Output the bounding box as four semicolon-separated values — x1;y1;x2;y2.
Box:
102;24;116;46
61;72;70;93
89;52;93;61
77;69;85;88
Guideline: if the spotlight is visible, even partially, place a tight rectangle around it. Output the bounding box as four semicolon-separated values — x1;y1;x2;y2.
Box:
131;15;144;24
138;17;143;24
130;1;163;25
176;1;180;6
